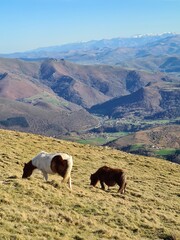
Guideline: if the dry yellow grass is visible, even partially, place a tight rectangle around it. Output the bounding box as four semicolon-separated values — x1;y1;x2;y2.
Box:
0;129;179;240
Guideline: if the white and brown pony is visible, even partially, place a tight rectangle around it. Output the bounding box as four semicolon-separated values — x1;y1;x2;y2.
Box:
22;151;73;190
90;166;126;194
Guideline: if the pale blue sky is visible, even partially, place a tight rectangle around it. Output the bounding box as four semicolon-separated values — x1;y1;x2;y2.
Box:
0;0;179;53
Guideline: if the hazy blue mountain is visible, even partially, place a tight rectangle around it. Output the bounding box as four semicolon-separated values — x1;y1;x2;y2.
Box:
0;33;177;59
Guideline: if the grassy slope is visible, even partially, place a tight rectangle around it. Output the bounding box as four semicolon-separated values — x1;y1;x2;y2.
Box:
0;129;179;240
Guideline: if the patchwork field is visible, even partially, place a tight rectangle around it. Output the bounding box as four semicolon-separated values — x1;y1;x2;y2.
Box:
0;129;179;240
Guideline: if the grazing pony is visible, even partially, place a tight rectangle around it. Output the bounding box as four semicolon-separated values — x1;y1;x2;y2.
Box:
90;166;126;194
22;151;73;190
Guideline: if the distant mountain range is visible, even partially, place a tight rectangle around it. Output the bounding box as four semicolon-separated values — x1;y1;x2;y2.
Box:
0;33;179;154
0;33;179;64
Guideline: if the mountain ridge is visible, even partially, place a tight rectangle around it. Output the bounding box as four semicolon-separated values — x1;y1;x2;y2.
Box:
0;57;179;139
89;82;180;120
0;33;178;59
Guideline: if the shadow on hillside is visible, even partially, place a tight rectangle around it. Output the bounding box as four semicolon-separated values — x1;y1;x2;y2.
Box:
160;234;177;240
45;180;61;189
89;185;126;198
1;175;18;184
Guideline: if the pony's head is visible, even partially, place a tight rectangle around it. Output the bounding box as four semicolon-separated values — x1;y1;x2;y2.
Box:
90;173;99;187
22;161;36;178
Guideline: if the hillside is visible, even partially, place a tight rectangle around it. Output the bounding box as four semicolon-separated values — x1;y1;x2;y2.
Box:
106;125;180;163
38;59;168;108
0;57;164;108
1;57;179;136
0;98;98;137
0;58;105;136
0;57;177;111
0;129;179;240
89;82;180;120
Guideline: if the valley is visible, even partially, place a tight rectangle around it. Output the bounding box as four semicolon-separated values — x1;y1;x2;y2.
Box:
0;33;179;164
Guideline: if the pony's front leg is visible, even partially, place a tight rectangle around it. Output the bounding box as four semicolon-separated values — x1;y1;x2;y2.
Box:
42;171;48;181
100;180;105;190
68;176;72;190
118;183;126;194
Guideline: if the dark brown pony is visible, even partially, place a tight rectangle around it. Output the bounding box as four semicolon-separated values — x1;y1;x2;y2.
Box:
22;151;73;190
90;166;126;194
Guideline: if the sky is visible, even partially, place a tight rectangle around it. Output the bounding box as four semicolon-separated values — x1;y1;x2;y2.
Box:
0;0;180;53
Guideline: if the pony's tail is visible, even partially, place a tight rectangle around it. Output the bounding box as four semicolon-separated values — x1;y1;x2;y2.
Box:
119;172;127;194
62;155;73;183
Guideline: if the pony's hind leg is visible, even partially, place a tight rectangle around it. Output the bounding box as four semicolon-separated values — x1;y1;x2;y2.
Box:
118;182;127;194
118;187;123;194
123;182;127;194
118;187;124;194
62;176;72;191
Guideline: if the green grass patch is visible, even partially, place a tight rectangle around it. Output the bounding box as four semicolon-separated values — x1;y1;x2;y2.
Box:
130;144;145;151
104;117;180;127
108;132;129;137
155;148;177;156
22;93;69;107
77;137;108;145
75;132;129;146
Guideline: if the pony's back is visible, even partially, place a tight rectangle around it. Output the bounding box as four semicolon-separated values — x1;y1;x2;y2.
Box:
32;151;56;174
